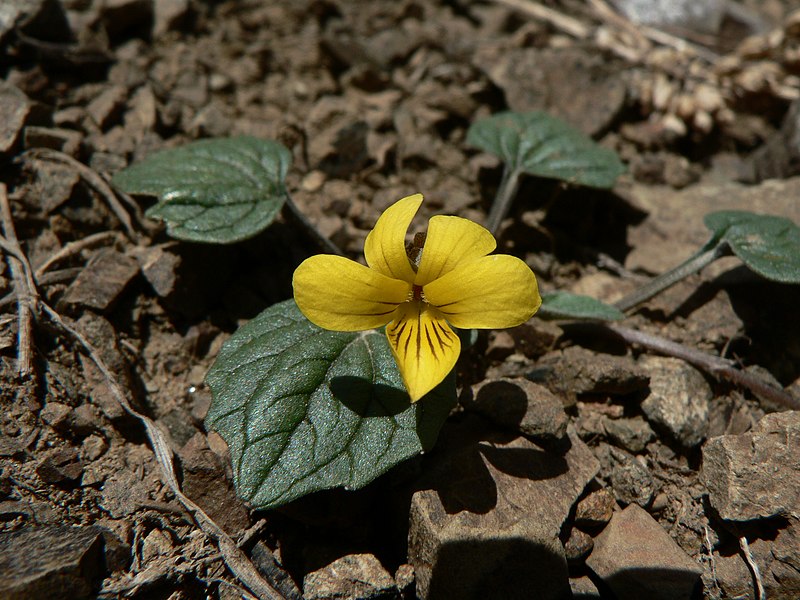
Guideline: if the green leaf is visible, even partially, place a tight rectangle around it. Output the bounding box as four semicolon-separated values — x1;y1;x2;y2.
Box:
538;291;624;321
205;300;456;509
704;211;800;283
467;111;625;189
112;137;291;243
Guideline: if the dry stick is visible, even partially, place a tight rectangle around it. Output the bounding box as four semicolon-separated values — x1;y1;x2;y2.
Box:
739;536;766;600
572;322;800;411
35;231;118;278
493;0;590;38
22;149;138;239
0;184;38;377
40;303;286;600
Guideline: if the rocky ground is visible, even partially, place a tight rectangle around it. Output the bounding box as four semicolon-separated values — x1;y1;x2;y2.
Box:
1;0;800;598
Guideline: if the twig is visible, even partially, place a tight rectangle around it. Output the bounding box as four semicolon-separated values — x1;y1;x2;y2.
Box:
34;231;118;278
739;536;766;600
566;321;800;411
22;149;138;240
0;184;39;377
493;0;590;38
39;304;286;600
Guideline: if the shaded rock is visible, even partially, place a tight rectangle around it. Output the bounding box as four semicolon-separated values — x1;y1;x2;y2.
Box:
461;378;568;441
0;525;104;599
586;504;703;600
509;319;562;359
0;82;32;153
251;542;303;600
394;563;414;598
640;356;710;447
537;346;649;400
408;416;599;599
485;330;515;361
609;447;655;508
575;488;617;529
476;46;626;136
303;553;397;600
23;126;83;156
40;401;72;430
61;248;139;312
36;447;83;484
569;575;601;598
178;433;250;535
603;416;655;453
86;85;127;130
153;0;190;37
702;411;800;520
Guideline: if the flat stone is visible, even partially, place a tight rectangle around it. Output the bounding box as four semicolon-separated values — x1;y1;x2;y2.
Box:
461;378;568;441
476;46;626;136
36;447;83;484
609;448;655;508
640;356;711;448
508;320;562;359
537;346;650;400
0;82;31;153
303;553;397;600
40;402;72;430
408;416;599;599
702;411;800;520
586;504;703;600
61;249;139;311
0;525;104;599
23;126;83;156
569;575;601;598
86;85;127;130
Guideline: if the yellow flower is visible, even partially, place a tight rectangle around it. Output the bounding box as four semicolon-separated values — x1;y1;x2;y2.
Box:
292;194;541;401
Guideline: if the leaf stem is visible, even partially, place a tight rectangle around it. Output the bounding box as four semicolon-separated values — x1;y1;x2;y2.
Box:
283;192;344;256
614;241;730;312
486;167;521;235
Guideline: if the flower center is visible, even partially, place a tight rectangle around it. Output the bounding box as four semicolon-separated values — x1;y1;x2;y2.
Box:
412;284;424;302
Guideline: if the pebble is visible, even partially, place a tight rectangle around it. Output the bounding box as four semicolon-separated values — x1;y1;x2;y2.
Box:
303;553;397;600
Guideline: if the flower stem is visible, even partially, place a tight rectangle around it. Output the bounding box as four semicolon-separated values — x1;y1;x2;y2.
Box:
283;191;344;256
614;241;730;312
486;167;522;235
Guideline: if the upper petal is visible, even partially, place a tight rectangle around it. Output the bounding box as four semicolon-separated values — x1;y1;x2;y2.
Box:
293;255;411;331
415;215;497;286
424;254;541;329
364;194;421;283
385;302;461;402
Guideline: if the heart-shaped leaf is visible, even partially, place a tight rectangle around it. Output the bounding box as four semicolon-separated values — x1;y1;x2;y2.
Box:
467;111;625;189
704;211;800;283
538;291;624;321
205;300;456;509
112;137;291;244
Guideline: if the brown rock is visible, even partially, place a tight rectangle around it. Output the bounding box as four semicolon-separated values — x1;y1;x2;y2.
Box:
408;417;598;599
23;126;83;156
702;411;800;521
40;402;72;430
603;416;655;453
36;447;83;484
485;330;515;362
303;553;397;600
586;504;703;600
153;0;190;36
564;527;594;563
640;356;711;448
461;378;568;441
538;346;649;399
509;319;562;359
575;488;617;529
0;525;104;600
178;433;250;535
61;249;139;311
86;85;127;130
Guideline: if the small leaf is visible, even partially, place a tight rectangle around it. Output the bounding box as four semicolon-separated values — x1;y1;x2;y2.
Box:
704;211;800;283
205;300;456;509
467;111;625;189
112;137;291;243
538;291;624;321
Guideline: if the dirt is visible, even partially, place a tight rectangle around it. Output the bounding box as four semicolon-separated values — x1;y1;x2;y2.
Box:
2;0;800;598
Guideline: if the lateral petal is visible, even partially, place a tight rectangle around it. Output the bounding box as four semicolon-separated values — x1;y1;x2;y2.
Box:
293;255;410;331
364;194;421;283
415;215;497;286
424;254;541;329
385;302;461;402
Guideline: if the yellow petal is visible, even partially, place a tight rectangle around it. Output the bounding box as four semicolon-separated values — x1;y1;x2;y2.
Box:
385;302;461;402
415;215;497;286
424;255;541;329
364;194;421;283
293;255;410;331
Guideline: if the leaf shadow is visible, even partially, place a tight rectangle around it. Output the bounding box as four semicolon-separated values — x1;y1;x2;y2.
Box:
329;376;414;417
